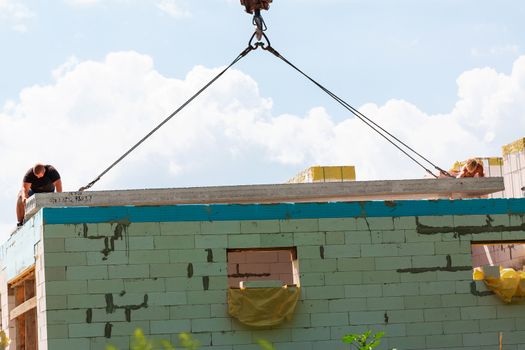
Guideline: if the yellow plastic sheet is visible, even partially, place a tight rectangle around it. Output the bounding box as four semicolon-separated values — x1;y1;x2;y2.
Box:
473;267;525;303
228;287;301;327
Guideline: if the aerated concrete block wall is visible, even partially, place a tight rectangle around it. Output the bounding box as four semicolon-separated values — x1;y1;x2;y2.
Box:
38;199;525;350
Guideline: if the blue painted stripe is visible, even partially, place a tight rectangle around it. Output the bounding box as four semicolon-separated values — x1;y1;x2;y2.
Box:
41;198;525;225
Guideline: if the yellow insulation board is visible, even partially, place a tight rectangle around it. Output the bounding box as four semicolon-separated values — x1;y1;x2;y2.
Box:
288;166;356;183
502;138;525;157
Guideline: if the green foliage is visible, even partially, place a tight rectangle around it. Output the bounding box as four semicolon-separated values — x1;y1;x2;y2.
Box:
341;330;384;350
106;329;275;350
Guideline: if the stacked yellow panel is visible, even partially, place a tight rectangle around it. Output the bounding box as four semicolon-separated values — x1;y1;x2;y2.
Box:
502;137;525;198
287;166;356;183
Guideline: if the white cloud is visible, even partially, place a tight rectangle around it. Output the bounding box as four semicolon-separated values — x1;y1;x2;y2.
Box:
2;51;525;242
471;45;520;57
0;0;35;32
156;0;191;19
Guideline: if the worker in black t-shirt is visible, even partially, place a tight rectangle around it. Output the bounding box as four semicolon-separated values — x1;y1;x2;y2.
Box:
16;163;62;226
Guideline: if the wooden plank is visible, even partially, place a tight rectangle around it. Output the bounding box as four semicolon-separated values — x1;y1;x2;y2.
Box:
10;296;37;321
25;308;37;350
8;266;35;289
25;177;505;219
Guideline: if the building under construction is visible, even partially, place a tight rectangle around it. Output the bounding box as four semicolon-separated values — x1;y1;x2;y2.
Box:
1;137;525;350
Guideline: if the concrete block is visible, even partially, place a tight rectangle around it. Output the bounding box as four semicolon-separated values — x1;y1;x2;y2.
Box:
150;263;188;278
124;278;166;292
150;319;191;334
324;271;362;286
67;294;107;308
365;217;396;231
426;334;463;348
46;281;87;295
404;295;441;309
442;319;480;334
46;309;87;325
344;230;372;244
148;291;187;306
375;257;411;270
45;252;87;267
44;238;65;253
293;232;325;245
389;335;425;350
362;270;400;284
406;322;443;335
311;312;348;327
463;332;501;346
44;224;82;238
398;242;435;256
45;295;67;310
404;228;442;242
366;296;404;311
154;235;195;249
305;286;344;299
64;238;106;252
207;276;228;290
68;323;106;338
192;262;227;276
187;290;226;304
480;318;516;332
241;220;280;234
424;307;461;322
170;249;208;263
127;222;161;236
160;221;199;235
319;218;356;231
294;300;329;314
291;327;331;341
337;257;376;271
128;236;155;250
361;244;399;257
90;308;127;323
440;294;477;309
210;303;230;318
325;231;345;245
348;311;385;325
418;215;454;227
419;281;457;295
195;235;227;249
297;246;324;259
299;259;337;273
47;338;90;350
323;245;360;258
91;336;130;350
192;318;232;332
393;216;417;230
87;251;129;265
88;279;125;294
46;324;68;339
170;305;211;319
228;234;261;248
165;277;204;291
212;331;253;345
250;328;292;343
66;265;108;280
383;282;419;297
300;272;325;287
400;271;438;282
497;304;525;318
387;309;424;323
260;233;294;247
328;298;367;312
110;320;151;336
377;230;406;244
461;306;497;320
128;250;170;264
108;264;150;279
200;221;241;234
505;331;525;345
345;284;382;298
279;219;319;233
311;340;345;350
45;266;66;281
436;269;472;282
435;241;469;255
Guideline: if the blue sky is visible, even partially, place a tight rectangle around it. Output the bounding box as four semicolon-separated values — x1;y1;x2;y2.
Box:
1;0;525;240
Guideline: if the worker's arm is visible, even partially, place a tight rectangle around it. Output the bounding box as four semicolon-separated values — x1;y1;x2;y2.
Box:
21;182;31;202
54;179;63;193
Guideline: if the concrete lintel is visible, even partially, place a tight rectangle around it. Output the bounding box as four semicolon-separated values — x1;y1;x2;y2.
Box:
25;177;504;219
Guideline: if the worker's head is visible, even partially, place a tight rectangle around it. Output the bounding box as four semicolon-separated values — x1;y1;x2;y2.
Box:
33;163;46;178
465;158;479;173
